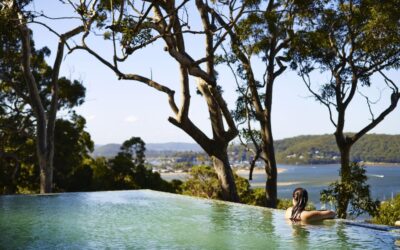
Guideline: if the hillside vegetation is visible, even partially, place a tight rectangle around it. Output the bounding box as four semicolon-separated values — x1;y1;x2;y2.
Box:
94;134;400;165
274;134;400;164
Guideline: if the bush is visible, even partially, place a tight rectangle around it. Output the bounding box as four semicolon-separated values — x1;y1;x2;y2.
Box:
320;162;379;218
372;194;400;226
181;165;263;205
277;198;316;210
182;166;315;209
181;166;222;199
246;188;267;206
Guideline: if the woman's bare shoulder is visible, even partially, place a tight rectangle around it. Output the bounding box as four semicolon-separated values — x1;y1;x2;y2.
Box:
285;207;293;219
301;210;336;222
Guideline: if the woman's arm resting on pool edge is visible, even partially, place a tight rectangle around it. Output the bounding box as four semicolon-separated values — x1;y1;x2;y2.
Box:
302;210;336;222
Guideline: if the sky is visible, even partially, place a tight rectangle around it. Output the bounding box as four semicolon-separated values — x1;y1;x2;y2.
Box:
27;0;400;145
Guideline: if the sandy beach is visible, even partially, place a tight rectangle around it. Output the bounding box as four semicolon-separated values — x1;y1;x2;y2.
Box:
160;167;288;182
235;168;287;175
250;181;303;187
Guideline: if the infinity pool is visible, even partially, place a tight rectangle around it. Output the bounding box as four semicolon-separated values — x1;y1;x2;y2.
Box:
0;190;399;249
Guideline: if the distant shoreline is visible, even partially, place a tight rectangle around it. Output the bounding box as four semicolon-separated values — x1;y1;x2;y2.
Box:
235;168;287;175
160;164;400;179
362;162;400;167
160;168;288;180
278;162;400;167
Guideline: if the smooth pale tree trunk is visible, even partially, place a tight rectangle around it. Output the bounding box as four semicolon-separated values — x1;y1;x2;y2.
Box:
211;146;240;202
14;2;84;193
72;0;241;201
219;11;284;207
38;150;54;193
19;20;55;194
170;113;240;202
262;140;277;208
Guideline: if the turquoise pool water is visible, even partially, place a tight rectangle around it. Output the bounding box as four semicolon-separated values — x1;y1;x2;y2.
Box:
0;190;399;249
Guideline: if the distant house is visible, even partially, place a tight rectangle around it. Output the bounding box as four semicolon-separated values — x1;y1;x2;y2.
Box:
287;154;297;158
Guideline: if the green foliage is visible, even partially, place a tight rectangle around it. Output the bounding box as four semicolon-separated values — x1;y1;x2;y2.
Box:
320;162;379;218
291;0;400;110
181;166;222;199
235;171;255;204
0;11;164;194
181;166;266;206
98;0;125;11
274;134;400;164
120;137;145;165
226;134;400;165
0;13;87;194
53;114;94;192
274;134;339;164
247;188;267;206
277;198;316;211
91;137;179;193
372;194;400;226
91;157;115;191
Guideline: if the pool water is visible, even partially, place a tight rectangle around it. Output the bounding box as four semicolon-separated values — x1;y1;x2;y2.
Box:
0;190;399;249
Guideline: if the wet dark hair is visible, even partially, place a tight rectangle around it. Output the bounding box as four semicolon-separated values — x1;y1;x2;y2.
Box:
290;187;308;221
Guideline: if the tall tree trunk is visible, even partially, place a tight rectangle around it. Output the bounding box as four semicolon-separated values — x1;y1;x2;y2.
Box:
169;117;239;202
261;122;278;208
196;80;239;202
262;60;278;208
265;165;277;208
38;151;53;193
263;148;277;208
14;5;84;193
212;146;239;202
337;143;351;219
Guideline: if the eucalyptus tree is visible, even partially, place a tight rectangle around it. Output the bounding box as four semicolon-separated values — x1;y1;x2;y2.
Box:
211;0;313;207
68;0;254;201
291;0;400;218
1;0;85;193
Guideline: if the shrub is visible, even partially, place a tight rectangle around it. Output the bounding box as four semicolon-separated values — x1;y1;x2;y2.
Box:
181;165;264;205
320;162;379;218
182;166;319;209
181;166;222;199
372;194;400;226
246;188;267;206
277;198;316;210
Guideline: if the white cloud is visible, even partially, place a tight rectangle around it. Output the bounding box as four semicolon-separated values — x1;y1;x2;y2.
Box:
124;115;138;123
86;115;96;121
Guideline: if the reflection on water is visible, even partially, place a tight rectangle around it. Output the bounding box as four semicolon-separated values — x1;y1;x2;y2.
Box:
291;224;310;250
0;190;399;249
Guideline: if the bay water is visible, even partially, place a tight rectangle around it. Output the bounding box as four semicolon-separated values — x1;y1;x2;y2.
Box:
245;164;400;210
162;164;400;209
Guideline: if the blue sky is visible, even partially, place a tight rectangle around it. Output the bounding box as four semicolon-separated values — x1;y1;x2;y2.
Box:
28;0;400;145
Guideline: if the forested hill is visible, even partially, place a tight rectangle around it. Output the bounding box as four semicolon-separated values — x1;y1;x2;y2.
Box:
93;134;400;164
93;142;203;158
274;134;400;164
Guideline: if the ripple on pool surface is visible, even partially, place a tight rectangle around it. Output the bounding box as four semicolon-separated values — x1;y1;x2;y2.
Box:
0;190;398;249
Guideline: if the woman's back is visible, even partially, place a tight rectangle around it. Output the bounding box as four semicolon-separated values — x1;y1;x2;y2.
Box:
285;207;336;223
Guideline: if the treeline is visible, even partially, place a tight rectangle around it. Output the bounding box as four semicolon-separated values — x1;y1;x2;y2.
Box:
0;134;181;194
274;134;400;164
94;134;400;166
228;134;400;165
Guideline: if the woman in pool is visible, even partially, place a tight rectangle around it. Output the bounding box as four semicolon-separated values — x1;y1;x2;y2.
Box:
285;187;336;222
